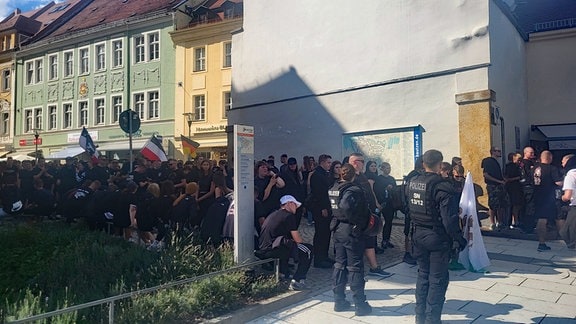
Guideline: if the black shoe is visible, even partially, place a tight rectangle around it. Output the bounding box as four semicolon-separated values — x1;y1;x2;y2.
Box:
375;247;385;254
403;252;417;265
384;241;395;248
314;260;333;268
334;299;352;312
537;243;551;252
355;301;372;316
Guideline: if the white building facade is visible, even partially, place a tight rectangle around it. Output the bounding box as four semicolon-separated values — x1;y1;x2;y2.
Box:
229;0;536;180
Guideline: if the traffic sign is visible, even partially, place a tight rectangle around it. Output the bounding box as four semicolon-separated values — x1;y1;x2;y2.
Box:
119;109;141;134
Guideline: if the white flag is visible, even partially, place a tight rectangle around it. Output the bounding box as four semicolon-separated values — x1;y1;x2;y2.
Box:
458;172;491;271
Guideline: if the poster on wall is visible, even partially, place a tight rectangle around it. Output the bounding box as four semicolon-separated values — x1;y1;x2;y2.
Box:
342;126;423;181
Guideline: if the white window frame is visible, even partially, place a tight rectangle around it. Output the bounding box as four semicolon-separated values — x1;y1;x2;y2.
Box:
79;47;90;75
95;43;106;71
48;105;57;130
194;47;206;72
63;102;73;129
134;93;145;120
148;91;159;120
24;109;33;133
35;59;43;84
193;94;206;121
34;107;42;130
223;91;231;119
223;42;232;68
24;58;44;85
148;32;160;61
78;101;88;127
1;68;10;91
48;54;58;80
1;112;9;135
111;95;123;123
133;31;160;64
63;50;74;77
25;61;34;85
94;97;105;125
112;39;124;68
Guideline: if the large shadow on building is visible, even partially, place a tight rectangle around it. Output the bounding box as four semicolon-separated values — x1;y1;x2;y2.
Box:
228;66;346;159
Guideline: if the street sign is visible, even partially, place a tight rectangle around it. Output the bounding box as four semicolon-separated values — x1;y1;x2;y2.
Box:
119;109;141;134
19;138;42;146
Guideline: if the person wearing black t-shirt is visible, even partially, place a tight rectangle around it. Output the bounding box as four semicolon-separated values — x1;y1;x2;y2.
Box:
532;151;564;251
481;147;507;230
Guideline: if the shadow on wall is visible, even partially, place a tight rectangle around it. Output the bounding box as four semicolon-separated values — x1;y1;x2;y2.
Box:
228;66;346;159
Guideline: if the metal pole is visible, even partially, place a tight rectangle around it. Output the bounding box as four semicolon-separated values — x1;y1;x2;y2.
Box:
129;109;133;173
108;301;114;324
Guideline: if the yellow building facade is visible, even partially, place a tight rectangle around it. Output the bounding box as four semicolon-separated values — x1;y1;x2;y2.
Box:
171;17;242;162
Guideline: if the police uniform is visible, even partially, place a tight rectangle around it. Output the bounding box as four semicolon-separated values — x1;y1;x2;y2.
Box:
329;180;372;314
407;172;465;324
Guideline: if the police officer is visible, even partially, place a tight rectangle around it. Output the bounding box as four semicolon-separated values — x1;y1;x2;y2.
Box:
329;163;372;316
407;149;466;324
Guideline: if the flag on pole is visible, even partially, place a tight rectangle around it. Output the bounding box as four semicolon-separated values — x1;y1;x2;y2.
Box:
181;135;200;158
140;135;168;162
458;172;491;272
79;127;99;163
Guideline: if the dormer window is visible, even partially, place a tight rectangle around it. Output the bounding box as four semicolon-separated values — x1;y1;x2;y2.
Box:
50;3;70;13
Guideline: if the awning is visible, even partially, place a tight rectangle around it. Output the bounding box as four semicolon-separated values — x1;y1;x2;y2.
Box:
5;151;35;161
46;146;85;160
531;123;576;150
97;139;148;151
0;151;9;158
191;138;228;148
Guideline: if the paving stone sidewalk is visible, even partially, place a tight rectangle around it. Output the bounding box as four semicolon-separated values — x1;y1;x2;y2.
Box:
245;235;576;323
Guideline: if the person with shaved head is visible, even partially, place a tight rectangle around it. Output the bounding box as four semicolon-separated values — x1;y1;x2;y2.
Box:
532;151;564;251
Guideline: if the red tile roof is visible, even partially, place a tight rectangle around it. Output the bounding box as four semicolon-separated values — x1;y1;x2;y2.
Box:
48;0;179;37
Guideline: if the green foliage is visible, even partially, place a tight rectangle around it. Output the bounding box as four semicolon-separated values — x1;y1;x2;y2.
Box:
0;222;282;323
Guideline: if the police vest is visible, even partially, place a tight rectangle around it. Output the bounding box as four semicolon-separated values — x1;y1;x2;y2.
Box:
329;181;352;222
407;173;445;227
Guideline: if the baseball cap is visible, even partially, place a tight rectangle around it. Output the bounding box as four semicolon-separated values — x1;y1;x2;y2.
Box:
287;157;297;165
280;195;302;208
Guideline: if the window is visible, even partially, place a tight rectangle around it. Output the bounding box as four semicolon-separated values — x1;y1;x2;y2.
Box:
63;103;72;129
224;7;235;19
223;91;231;118
223;42;232;68
133;32;160;64
64;51;74;77
95;98;105;125
79;48;89;74
34;108;42;130
148;32;159;61
134;35;145;63
95;44;106;71
48;105;57;130
26;61;34;85
134;93;145;120
194;95;205;121
112;39;123;68
24;110;33;133
25;59;43;85
1;112;8;135
78;101;88;127
194;47;206;72
148;91;159;119
48;54;58;80
1;69;9;91
35;60;43;83
112;96;122;123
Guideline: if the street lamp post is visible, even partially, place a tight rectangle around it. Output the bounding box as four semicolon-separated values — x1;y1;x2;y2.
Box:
183;112;194;137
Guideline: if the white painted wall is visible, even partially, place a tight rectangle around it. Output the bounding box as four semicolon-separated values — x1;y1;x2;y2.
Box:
487;0;529;155
230;0;491;163
526;28;576;126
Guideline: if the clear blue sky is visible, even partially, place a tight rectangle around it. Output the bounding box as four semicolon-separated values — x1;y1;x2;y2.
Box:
0;0;57;20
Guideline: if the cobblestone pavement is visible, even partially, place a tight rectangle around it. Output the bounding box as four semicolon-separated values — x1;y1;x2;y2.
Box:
298;217;407;293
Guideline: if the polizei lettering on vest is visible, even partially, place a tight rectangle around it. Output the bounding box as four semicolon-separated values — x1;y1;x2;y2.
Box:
409;182;426;191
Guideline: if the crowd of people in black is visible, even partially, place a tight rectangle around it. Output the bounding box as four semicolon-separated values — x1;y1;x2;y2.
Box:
481;146;576;251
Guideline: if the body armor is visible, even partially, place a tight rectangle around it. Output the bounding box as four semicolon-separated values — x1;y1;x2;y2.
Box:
407;172;445;227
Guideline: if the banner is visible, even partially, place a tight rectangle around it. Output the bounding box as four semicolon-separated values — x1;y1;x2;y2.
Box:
458;172;491;271
79;127;99;163
140;135;168;162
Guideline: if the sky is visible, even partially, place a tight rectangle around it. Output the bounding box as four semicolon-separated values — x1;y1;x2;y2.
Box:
0;0;59;20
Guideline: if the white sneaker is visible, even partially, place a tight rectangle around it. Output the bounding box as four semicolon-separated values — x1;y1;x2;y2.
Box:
289;279;308;291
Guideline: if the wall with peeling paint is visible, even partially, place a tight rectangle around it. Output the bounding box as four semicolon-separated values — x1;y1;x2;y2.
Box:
230;0;491;163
